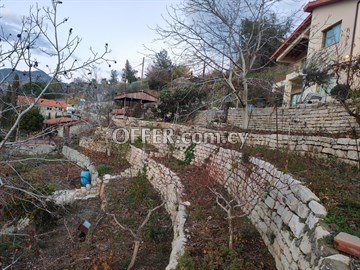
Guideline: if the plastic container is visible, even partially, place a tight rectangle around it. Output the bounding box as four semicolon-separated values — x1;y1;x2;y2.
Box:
80;169;91;186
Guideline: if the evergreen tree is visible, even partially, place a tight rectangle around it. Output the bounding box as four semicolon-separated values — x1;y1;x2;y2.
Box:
109;70;119;85
122;60;138;84
19;107;44;133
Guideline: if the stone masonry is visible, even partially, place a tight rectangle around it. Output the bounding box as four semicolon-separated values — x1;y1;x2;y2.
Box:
125;119;360;166
126;146;187;270
122;124;354;270
225;103;359;134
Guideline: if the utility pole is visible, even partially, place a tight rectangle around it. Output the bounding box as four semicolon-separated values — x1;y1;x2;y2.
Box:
124;59;127;93
141;57;145;84
202;62;206;78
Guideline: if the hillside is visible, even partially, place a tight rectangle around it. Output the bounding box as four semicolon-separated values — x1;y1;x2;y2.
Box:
0;68;51;83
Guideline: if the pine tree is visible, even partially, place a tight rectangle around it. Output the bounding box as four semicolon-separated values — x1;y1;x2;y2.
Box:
122;60;138;84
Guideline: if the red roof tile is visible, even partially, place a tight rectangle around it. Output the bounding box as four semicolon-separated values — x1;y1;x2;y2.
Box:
43;117;79;125
17;95;67;109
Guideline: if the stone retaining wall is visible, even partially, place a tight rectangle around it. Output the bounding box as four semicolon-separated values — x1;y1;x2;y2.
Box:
51;146;101;204
126;146;187;270
77;140;187;270
198;103;360;134
126;120;359;166
147;139;353;270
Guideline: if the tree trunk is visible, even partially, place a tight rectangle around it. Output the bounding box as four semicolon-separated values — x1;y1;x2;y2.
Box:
228;212;234;250
127;240;140;270
242;78;249;130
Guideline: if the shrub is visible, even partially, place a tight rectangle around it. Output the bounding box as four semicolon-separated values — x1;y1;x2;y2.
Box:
19;107;44;133
97;164;111;176
184;143;196;164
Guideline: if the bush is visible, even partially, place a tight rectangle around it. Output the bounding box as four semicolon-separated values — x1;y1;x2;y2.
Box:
158;86;205;121
97;164;111;176
19;107;44;133
3;182;62;232
125;166;156;207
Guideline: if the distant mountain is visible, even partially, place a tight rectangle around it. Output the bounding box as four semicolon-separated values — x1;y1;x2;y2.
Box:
0;68;51;84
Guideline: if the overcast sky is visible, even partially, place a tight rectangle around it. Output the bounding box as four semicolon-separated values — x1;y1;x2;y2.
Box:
0;0;308;81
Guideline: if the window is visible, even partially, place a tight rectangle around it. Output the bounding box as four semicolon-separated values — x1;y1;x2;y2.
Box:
323;22;341;48
290;93;302;106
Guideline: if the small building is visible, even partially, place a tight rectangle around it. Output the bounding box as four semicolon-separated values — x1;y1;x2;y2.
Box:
113;90;158;118
17;95;67;119
43;117;90;139
272;0;360;107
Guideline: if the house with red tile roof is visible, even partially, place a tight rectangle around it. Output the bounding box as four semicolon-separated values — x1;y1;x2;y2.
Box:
272;0;360;107
17;95;68;119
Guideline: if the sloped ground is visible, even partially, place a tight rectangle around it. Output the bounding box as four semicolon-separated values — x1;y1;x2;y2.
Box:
221;144;360;239
154;156;276;270
1;152;173;270
78;145;131;176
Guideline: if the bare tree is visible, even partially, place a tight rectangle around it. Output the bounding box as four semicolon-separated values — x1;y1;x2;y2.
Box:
154;0;292;128
0;0;114;149
108;202;165;270
0;2;114;267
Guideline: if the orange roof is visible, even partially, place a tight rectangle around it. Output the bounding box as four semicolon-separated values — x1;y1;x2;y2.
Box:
304;0;344;12
271;15;312;61
17;95;67;109
43;117;79;125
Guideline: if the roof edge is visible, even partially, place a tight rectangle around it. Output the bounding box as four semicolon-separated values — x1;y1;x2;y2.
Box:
271;14;312;61
304;0;344;13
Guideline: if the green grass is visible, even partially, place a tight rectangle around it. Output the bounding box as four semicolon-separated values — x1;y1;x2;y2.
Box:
96;164;112;176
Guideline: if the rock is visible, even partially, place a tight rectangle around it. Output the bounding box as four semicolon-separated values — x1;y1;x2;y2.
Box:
322;148;335;155
265;196;276;208
306;213;320;230
334;232;360;257
299;234;312;255
297;255;311;270
281;254;290;270
182;201;191;206
347;151;358;160
314;226;330;241
281;207;294;225
319;254;352;270
309;201;327;218
290;240;300;262
289;215;306;238
290;262;298;270
337;138;351;145
293;186;320;203
296;203;310;219
286;193;301;212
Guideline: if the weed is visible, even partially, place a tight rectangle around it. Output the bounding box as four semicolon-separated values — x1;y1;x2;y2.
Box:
176;251;197;270
241;153;250;163
184;143;196;164
192;205;204;221
143;212;172;242
267;232;276;245
125;167;156;208
97;164;111;176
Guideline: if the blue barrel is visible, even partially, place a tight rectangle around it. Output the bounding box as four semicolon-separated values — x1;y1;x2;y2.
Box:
80;170;91;185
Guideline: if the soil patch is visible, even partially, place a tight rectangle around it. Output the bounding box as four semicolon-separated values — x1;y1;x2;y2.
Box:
154;156;276;270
